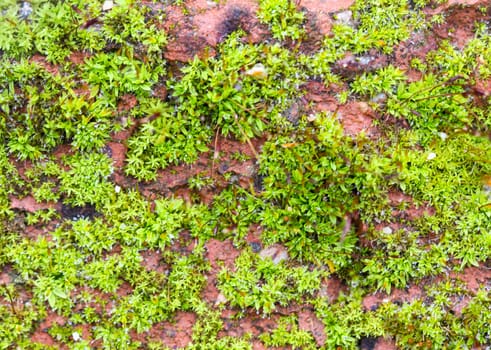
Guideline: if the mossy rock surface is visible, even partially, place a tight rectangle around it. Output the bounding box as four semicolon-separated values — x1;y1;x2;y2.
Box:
0;0;490;349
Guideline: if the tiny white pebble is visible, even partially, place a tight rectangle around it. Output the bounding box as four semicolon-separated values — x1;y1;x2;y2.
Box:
382;226;393;235
371;93;387;104
357;56;373;65
335;10;353;26
438;132;448;140
307;114;317;122
72;332;81;341
114;185;121;193
102;0;114;11
214;293;227;306
19;2;32;18
245;64;268;79
427;152;437;160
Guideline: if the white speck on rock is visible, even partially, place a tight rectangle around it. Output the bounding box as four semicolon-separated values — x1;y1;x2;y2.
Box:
102;0;114;11
19;2;32;19
259;245;289;264
371;93;387;104
307;114;317;122
357;56;373;65
72;332;81;341
438;132;448;141
215;292;227;306
334;10;353;26
245;64;268;80
273;249;289;265
382;226;393;235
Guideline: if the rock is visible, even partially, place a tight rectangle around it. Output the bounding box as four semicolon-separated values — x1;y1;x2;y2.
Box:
9;195;60;213
371;93;387;104
215;292;228;306
334;10;354;26
298;310;326;346
259;245;289;264
249;241;262;253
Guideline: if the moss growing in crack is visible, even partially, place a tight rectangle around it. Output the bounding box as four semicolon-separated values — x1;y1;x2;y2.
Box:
312;292;385;349
259;315;317;349
172;32;304;139
217;250;325;315
256;114;391;268
257;0;305;41
189;311;252;350
330;0;428;55
125;31;306;180
59;153;114;208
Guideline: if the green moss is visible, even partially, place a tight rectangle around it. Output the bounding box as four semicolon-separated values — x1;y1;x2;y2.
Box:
217;250;325;315
59;153;114;208
256;114;394;268
260;315;317;349
313;292;385;349
257;0;305;41
0;0;490;347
